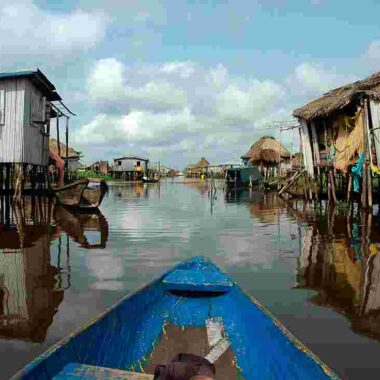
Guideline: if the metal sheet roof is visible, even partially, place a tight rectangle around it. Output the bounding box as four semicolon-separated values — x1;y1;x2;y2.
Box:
0;69;62;101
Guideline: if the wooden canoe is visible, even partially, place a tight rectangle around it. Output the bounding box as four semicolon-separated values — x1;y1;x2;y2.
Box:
11;257;339;380
80;179;108;210
52;180;89;207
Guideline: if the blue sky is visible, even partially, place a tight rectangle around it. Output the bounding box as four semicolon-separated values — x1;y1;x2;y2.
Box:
2;0;380;168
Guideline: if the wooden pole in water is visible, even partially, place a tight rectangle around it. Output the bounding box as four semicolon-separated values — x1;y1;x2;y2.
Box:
347;173;352;202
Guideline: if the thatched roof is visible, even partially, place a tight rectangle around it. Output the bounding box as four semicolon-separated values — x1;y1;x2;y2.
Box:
196;157;210;168
293;70;380;121
242;136;290;164
49;138;81;159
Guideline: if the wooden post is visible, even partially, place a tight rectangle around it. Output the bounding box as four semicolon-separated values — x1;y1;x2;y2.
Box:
347;173;352;202
362;100;369;208
5;163;10;192
65;116;69;173
368;165;373;208
56;113;61;157
0;164;3;192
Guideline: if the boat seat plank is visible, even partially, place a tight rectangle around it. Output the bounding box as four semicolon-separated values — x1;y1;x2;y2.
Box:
53;363;154;380
162;269;233;293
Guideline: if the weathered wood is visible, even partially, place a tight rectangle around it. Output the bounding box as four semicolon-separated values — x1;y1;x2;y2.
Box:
54;363;154;379
56;114;60;157
278;170;301;195
346;173;352;202
65;117;69;172
368;165;373;208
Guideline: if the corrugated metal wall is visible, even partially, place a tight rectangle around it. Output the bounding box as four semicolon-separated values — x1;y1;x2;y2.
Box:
0;78;26;163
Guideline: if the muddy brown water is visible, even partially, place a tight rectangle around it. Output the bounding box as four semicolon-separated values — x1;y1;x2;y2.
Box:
1;178;380;379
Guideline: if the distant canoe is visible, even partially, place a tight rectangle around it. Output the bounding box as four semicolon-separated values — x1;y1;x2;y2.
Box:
12;256;338;380
52;180;89;207
142;177;160;183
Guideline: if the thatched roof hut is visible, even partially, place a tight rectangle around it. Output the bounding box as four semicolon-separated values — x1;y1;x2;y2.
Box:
294;71;380;121
242;136;290;165
195;157;210;168
293;70;380;176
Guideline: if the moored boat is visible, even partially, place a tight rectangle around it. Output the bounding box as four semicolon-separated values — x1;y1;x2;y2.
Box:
52;180;89;207
80;179;108;209
225;166;262;188
11;256;339;380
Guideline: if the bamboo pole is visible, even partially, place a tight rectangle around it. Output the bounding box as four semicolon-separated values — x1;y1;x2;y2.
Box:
65;117;69;173
347;173;352;202
362;100;369;208
56;113;61;157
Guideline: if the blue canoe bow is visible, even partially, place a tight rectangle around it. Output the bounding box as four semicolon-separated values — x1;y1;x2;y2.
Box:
11;256;339;379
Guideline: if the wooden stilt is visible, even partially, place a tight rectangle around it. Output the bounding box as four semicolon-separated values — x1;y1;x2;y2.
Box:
362;162;368;208
368;165;373;208
347;173;352;202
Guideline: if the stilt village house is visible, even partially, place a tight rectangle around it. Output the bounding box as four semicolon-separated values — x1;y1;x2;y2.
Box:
0;69;74;190
112;155;149;180
241;136;291;178
293;70;380;178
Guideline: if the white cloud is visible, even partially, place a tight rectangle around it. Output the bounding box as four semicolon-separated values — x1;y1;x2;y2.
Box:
0;1;109;58
76;59;355;166
88;59;188;110
160;62;197;78
287;62;356;100
366;40;380;60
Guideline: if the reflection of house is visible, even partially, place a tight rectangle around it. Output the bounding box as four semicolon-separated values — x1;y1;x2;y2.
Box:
80;160;109;174
0;235;64;342
185;157;210;177
49;137;81;172
241;136;290;178
112;156;149;180
293;70;380;176
296;216;380;340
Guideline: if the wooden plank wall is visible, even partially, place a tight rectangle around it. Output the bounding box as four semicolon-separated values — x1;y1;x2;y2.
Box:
23;80;49;166
0;78;26;163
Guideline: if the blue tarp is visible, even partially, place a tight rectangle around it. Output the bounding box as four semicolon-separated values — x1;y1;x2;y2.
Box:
351;153;365;193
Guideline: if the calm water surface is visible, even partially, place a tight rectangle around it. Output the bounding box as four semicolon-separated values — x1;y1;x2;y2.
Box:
1;179;380;379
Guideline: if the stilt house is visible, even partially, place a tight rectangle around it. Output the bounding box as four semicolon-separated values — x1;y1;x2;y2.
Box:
241;136;291;178
293;70;380;178
0;69;73;191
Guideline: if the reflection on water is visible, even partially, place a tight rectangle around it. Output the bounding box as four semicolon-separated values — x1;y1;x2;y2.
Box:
0;196;63;343
0;196;109;345
295;203;380;342
2;182;380;378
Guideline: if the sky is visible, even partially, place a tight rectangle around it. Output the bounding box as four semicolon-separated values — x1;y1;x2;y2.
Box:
1;0;380;168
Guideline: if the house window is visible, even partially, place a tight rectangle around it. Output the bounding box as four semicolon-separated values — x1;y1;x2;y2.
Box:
118;161;122;166
137;161;141;166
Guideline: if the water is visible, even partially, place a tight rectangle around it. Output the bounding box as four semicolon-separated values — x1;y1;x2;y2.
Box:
1;179;380;379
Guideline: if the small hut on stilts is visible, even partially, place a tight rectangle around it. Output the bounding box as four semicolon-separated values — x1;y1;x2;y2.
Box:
293;70;380;207
0;69;75;197
241;136;291;181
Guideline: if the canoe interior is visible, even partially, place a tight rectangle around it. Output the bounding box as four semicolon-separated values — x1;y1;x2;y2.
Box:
143;324;239;379
14;257;337;380
53;180;89;207
80;180;108;208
